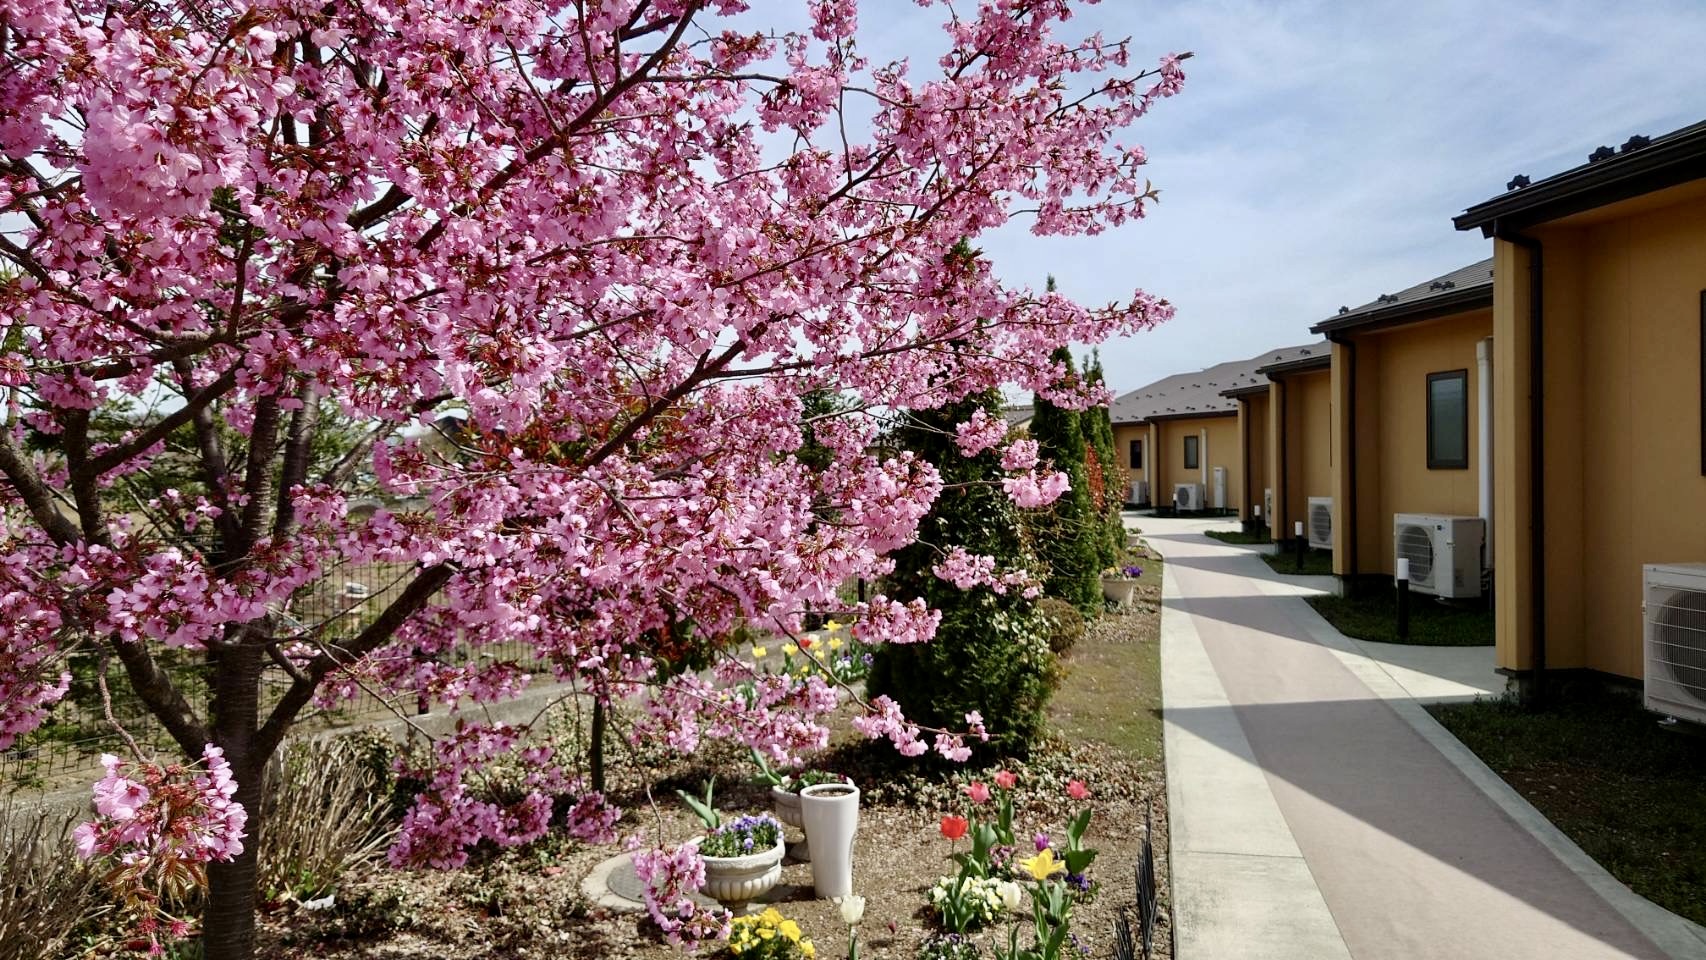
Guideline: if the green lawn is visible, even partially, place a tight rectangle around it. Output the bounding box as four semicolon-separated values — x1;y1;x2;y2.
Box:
1050;557;1164;764
1261;547;1333;577
1204;529;1271;545
1433;688;1706;925
1307;585;1493;646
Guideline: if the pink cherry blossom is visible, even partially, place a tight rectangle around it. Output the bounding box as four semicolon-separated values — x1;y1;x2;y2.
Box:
0;0;1185;943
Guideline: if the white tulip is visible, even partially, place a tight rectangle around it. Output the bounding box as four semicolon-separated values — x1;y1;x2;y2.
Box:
838;893;867;926
997;880;1023;912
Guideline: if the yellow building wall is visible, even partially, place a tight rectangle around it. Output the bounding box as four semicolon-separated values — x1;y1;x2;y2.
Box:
1274;368;1333;540
1348;310;1493;576
1522;191;1706;679
1157;415;1241;510
1112;423;1150;503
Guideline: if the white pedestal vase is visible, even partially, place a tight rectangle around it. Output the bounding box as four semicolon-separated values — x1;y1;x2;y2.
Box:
799;782;860;899
698;836;784;914
770;786;811;862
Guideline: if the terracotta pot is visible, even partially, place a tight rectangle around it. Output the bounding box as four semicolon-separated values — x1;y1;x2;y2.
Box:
1100;576;1139;605
698;835;785;913
800;782;860;899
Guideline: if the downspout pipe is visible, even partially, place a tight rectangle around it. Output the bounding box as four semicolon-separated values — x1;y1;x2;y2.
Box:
1276;381;1289;545
1324;336;1360;592
1477;337;1495;575
1496;223;1546;704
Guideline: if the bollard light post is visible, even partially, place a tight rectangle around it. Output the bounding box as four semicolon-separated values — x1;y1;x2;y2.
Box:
1395;557;1411;641
1294;520;1305;572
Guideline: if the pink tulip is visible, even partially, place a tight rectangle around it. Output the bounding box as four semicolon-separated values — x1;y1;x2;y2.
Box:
965;781;992;804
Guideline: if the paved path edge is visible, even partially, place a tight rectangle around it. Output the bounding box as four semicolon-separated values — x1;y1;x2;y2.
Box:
1159;558;1354;960
1287;597;1706;960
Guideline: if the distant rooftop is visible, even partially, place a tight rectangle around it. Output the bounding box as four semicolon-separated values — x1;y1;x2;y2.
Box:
1310;258;1494;335
1109;341;1327;425
1002;404;1035;427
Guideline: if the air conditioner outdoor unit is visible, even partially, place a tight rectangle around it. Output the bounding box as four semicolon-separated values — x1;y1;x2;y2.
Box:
1211;467;1228;511
1306;497;1333;550
1643;563;1706;725
1129;480;1150;506
1173;483;1204;512
1393;514;1485;599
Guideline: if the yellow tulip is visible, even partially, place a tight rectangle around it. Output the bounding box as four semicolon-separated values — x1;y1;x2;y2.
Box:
828;636;844;650
1019;847;1066;880
752;645;768;659
825;619;843;632
781;643;798;656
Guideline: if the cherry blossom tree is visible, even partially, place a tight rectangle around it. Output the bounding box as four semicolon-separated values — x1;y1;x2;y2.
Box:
0;0;1183;955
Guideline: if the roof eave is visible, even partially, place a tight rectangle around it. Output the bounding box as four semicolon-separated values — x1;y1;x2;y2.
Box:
1454;128;1706;236
1310;286;1494;336
1220;384;1270;399
1256;355;1331;377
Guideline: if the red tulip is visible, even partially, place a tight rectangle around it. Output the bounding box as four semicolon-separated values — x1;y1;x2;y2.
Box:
965;781;992;804
993;770;1017;790
940;815;969;841
798;636;814;649
1067;779;1090;801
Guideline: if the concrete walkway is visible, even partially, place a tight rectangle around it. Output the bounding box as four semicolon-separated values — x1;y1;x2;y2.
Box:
1142;515;1706;960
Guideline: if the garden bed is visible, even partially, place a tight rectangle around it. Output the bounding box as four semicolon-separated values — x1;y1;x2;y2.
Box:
1431;686;1706;926
244;572;1171;960
1202;529;1269;546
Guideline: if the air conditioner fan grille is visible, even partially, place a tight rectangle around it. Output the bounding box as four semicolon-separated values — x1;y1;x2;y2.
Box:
1650;587;1706;706
1396;525;1436;586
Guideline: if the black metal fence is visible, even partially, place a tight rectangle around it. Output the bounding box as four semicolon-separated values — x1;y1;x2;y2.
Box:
1114;801;1164;960
1;561;547;789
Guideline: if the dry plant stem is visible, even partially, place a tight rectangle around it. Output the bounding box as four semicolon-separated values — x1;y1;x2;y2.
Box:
97;651;147;762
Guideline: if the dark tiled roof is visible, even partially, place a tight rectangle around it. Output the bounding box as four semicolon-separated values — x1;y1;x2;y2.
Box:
1109;341;1327;425
1311;257;1494;335
1456;118;1706;235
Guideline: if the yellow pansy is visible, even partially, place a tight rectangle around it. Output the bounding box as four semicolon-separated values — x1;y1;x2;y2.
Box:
752;645;768;659
779;919;802;942
1019;847;1066;881
761;907;783;924
803;944;816;959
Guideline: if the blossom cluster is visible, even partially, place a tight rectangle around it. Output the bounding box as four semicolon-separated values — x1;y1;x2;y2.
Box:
632;841;731;950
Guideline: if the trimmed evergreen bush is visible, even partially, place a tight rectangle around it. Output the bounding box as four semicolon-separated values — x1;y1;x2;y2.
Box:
866;391;1056;755
1028;346;1101;615
1035;596;1087;655
1084;351;1127;568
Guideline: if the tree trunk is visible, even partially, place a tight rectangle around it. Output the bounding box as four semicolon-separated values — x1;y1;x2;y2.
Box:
201;642;266;960
589;697;607;794
203;773;264;960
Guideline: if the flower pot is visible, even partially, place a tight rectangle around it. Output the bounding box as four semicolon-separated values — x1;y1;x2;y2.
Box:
799;782;860;899
1100;576;1139;605
771;785;811;862
770;785;804;829
697;836;785;914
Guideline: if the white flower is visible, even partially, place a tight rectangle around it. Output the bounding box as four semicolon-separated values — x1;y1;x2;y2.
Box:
838;894;867;926
997;880;1023;912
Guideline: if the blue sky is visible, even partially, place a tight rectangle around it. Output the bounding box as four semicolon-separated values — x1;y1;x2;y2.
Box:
841;0;1706;393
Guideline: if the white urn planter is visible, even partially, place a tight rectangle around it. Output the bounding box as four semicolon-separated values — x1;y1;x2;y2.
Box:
1100;576;1139;605
698;836;785;914
770;785;804;828
799;782;860;899
770;785;811;862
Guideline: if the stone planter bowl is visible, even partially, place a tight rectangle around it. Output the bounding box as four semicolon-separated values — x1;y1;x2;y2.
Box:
697;835;785;913
1101;576;1140;605
770;785;804;829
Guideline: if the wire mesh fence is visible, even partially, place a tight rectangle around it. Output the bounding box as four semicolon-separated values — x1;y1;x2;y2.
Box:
1;561;549;790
